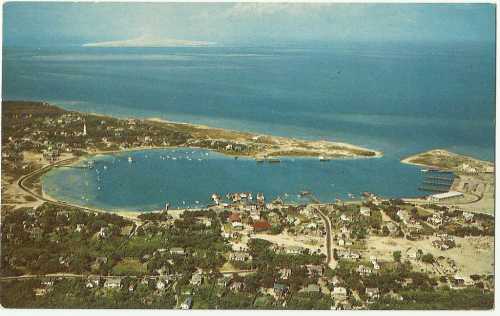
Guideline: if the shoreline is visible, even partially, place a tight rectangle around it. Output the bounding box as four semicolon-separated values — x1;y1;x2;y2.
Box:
146;117;384;159
19;146;494;219
4;101;492;218
43;101;383;159
401;148;494;170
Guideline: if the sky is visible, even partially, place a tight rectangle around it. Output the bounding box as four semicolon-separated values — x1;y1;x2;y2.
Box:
2;2;496;47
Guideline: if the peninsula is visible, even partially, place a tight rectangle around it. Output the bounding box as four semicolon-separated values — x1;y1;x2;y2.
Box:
401;149;494;215
2;101;380;161
401;149;494;173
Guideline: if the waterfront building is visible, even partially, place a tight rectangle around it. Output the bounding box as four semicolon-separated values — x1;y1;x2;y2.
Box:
428;191;464;202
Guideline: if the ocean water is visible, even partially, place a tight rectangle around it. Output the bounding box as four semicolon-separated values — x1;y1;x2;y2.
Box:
3;42;495;211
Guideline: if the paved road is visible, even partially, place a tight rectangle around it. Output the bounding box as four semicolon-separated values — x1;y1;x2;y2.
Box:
311;205;337;269
0;269;257;281
17;157;100;213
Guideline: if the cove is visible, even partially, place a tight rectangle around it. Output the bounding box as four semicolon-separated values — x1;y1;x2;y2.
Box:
42;148;425;212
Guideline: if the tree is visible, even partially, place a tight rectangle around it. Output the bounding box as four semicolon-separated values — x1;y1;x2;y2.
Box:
421;253;434;264
393;251;402;263
382;226;390;236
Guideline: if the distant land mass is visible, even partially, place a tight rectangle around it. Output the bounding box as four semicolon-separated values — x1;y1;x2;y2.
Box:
82;35;216;47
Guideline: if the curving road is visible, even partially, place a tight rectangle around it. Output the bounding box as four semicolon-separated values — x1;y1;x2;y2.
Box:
311;205;337;269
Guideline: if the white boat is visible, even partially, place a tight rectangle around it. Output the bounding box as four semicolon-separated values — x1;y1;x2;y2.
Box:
128;157;133;163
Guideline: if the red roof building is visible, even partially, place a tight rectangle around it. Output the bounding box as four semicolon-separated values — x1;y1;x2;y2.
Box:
253;219;272;232
228;212;241;223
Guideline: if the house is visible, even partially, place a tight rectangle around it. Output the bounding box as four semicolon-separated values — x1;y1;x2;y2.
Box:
366;287;380;300
228;212;241;223
97;226;111;239
397;210;411;224
230;281;245;292
211;193;221;205
300;208;313;217
279;268;292;280
34;287;50;297
385;222;399;236
337;250;361;260
432;240;449;250
452;275;474;288
86;276;101;288
180;296;193;310
299;284;321;294
128;282;137;292
360;206;371;216
200;218;212;227
330;276;342;287
104;277;122;289
253;219;272;233
406;248;421;260
335;301;353;311
332;287;348;301
93;256;108;269
356;265;372;276
30;227;43;240
428;213;443;226
75;223;86;233
306;220;319;229
190;272;203;286
256;192;265;204
273;283;289;298
340;226;350;235
43;149;59;162
222;230;235;239
231;243;249;252
285;245;305;255
340;214;351;222
217;276;232;288
156;278;168;290
250;210;261;221
432;234;456;250
155;264;171;275
229;252;252;262
170;247;186;256
41;279;54;288
232;221;244;230
458;163;478;175
463;212;475;223
306;264;324;277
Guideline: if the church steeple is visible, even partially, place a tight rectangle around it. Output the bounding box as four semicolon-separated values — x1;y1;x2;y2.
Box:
83;121;87;136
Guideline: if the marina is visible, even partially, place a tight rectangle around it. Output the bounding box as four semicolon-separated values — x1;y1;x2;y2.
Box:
418;170;456;193
42;148;425;212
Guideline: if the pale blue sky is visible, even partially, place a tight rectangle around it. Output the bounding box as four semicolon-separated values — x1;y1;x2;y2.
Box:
2;2;496;47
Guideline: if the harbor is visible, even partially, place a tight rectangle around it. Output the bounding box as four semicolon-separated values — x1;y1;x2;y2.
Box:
41;148;425;212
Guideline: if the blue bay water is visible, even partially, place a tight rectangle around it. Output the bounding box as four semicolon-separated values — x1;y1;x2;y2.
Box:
2;42;495;211
42;148;424;211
